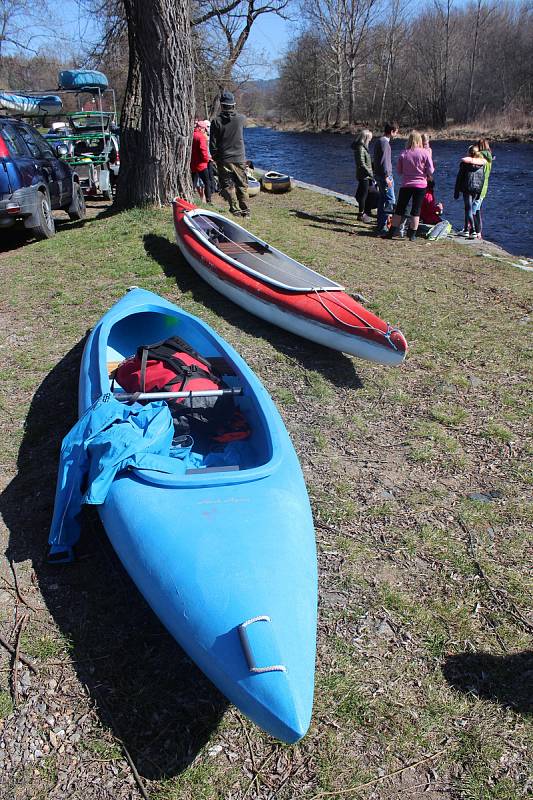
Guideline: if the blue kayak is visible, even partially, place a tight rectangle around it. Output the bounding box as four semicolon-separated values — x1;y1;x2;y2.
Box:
58;69;109;92
75;287;317;742
0;91;62;116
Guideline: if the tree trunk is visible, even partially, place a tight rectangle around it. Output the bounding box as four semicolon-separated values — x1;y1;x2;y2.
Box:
333;41;344;127
116;0;194;209
466;0;482;122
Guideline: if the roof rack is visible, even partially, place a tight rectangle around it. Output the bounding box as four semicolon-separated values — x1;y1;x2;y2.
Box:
0;86;117;131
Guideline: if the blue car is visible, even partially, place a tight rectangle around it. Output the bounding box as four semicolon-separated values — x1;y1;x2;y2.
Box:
0;117;86;239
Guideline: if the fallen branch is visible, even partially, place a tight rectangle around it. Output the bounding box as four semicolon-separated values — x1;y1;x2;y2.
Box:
310;747;449;798
459;518;533;636
12;614;29;704
242;748;277;799
0;631;38;674
88;683;150;800
10;559;39;612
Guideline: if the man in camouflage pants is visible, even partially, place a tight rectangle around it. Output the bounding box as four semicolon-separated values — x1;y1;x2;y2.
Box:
209;90;250;217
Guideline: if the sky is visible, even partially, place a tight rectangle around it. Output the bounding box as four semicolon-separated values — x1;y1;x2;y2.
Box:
45;1;294;82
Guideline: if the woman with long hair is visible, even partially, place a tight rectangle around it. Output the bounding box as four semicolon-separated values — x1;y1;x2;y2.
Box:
351;128;374;223
383;130;434;241
472;138;493;238
454;144;486;238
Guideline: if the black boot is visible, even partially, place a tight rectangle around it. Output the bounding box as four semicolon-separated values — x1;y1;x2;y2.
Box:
381;226;400;239
407;228;417;241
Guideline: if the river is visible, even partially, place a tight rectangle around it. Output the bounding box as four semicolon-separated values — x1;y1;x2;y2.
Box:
244;127;533;258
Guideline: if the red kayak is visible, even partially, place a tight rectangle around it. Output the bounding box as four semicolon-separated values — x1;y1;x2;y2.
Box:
173;199;407;366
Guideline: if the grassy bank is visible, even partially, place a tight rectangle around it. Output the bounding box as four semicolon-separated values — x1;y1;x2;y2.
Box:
0;189;532;800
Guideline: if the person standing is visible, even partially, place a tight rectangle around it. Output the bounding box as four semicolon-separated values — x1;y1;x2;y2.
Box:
209;89;250;217
454;145;486;239
190;120;212;203
472;138;493;239
372;121;399;235
383;130;434;241
351;129;374;223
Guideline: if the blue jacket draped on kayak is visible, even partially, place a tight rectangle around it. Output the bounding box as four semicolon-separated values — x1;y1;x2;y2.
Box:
48;393;186;560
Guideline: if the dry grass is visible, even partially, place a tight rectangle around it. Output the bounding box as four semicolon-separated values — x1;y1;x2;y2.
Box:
0;189;532;800
262;112;533;142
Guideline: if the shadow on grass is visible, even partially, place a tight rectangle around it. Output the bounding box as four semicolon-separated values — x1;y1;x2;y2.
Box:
290;210;382;239
0;339;227;780
0;201;119;252
143;232;363;391
290;209;356;229
442;651;533;715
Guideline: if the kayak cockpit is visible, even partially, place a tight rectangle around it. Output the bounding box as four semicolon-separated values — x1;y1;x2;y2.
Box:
184;209;344;292
95;309;278;485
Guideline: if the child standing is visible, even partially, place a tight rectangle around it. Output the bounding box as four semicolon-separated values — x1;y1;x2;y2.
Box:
454;145;485;238
351;129;374;223
472;138;493;239
420;178;443;224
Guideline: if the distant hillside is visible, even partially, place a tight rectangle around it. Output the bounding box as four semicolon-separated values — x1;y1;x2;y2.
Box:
249;78;279;91
239;79;280;118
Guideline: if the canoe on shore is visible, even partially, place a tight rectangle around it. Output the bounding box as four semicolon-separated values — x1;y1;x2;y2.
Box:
261;171;292;193
50;287;317;743
173;199;408;366
247;176;261;196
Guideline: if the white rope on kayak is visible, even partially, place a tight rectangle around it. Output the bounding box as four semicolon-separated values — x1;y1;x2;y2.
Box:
238;615;287;674
311;288;401;350
189;213;402;351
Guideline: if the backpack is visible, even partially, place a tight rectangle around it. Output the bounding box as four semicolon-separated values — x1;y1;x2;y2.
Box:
426;220;451;240
115;337;250;441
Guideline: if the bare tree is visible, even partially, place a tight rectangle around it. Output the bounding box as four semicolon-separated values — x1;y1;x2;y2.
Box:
376;0;411;124
0;0;49;59
342;0;380;124
197;0;290;110
300;1;347;127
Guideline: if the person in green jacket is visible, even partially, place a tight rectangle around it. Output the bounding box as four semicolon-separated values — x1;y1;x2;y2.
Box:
351;129;374;223
473;138;494;239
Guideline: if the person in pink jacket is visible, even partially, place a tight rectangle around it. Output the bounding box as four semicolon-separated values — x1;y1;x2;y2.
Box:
383;130;434;241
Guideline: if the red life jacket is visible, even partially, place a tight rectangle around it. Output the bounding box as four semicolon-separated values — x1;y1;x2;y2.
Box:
115;336;223;407
115;337;250;442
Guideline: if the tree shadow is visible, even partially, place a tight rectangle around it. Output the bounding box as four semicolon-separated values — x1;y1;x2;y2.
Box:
143;233;363;391
0;339;227;780
442;651;533;715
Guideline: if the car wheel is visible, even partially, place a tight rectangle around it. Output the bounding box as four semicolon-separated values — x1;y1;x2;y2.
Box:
68;183;87;221
32;191;55;239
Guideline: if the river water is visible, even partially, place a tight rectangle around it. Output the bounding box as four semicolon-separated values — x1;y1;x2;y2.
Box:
245;127;533;257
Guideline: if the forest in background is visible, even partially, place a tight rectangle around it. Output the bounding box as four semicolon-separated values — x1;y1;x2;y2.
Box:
275;0;533;133
0;0;531;137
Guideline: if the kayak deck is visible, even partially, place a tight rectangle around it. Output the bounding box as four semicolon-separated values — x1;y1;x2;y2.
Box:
187;210;344;292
